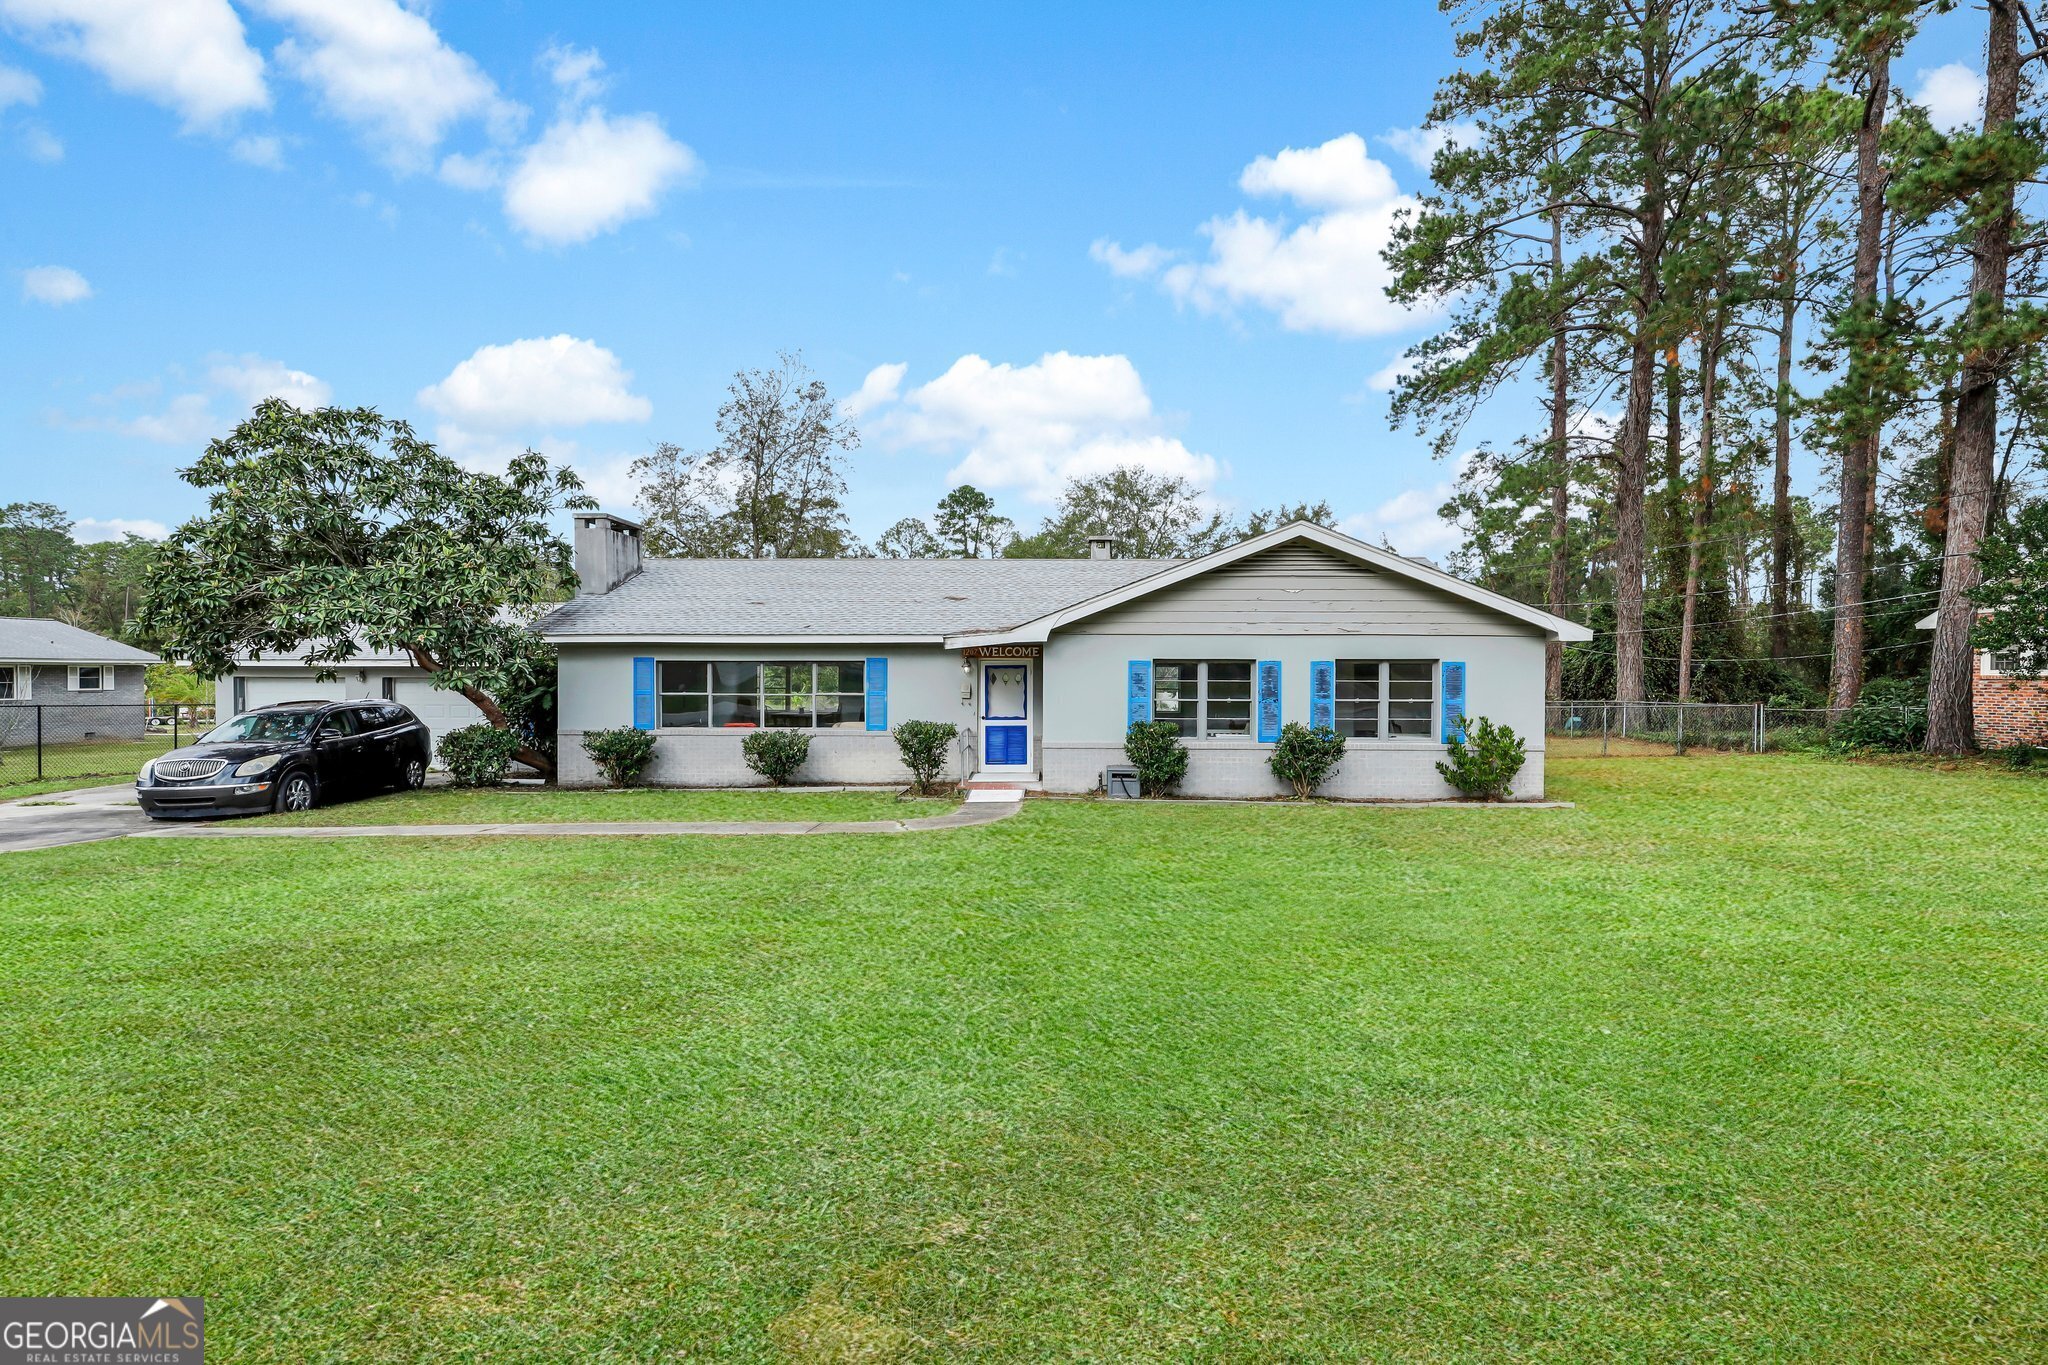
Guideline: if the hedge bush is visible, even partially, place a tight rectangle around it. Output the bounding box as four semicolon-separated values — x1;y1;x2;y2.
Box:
438;723;521;787
1269;722;1347;798
1123;720;1189;795
892;719;958;794
1830;677;1928;752
581;726;657;787
1435;715;1526;800
742;729;811;785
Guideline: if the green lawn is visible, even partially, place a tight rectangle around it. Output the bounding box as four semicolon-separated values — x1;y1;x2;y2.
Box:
0;735;169;798
255;785;955;826
4;756;2046;1359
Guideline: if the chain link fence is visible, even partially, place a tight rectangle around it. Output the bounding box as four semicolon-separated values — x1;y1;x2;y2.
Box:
0;702;217;793
1547;702;1835;756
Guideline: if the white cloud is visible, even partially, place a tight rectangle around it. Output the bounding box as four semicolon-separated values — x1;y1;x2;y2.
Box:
843;361;906;417
0;0;267;129
21;263;89;304
1365;353;1422;393
69;353;329;443
1093;133;1432;338
1378;120;1478;172
248;0;521;172
501;106;698;245
1914;62;1985;131
1239;132;1394;209
1339;454;1476;558
862;351;1220;502
73;516;168;542
1089;238;1175;279
18;122;60;161
541;41;607;105
418;335;651;430
438;149;501;190
208;353;332;409
230;133;284;168
0;60;40;108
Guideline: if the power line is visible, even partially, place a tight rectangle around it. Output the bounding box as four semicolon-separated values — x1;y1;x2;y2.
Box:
1566;637;1932;666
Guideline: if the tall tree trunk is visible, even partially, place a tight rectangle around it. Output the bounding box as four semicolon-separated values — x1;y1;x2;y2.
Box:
1546;205;1571;701
1678;312;1721;700
1771;242;1798;661
1927;0;2020;751
1615;321;1657;705
1829;48;1889;713
1662;346;1686;594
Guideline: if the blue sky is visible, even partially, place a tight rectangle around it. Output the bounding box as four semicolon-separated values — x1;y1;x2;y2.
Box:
0;1;1988;555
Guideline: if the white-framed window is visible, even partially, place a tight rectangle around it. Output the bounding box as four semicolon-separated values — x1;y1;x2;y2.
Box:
1152;659;1253;739
69;665;112;692
0;664;20;700
1334;660;1436;739
658;661;867;729
1983;649;2038;678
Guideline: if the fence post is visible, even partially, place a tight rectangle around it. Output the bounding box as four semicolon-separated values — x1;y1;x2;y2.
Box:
35;704;43;781
1676;703;1685;756
1601;704;1610;756
1754;703;1763;754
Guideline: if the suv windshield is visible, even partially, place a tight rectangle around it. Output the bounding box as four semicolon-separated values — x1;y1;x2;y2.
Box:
200;709;323;744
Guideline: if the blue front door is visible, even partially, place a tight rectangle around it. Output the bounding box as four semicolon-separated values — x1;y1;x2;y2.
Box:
982;663;1030;769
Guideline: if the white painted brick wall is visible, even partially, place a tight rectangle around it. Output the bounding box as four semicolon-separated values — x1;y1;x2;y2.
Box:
557;729;971;788
1042;741;1547;800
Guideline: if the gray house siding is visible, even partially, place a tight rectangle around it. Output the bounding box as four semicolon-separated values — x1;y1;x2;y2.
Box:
1066;544;1531;637
555;643;976;788
1041;630;1548;799
0;663;150;749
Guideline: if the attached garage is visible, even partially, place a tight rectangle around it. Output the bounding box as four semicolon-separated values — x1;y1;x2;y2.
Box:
224;656;485;762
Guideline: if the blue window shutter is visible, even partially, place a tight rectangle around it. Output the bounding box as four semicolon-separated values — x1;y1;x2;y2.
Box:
866;656;888;731
1309;660;1335;731
632;656;657;730
1441;660;1467;743
1126;660;1152;729
1257;660;1282;743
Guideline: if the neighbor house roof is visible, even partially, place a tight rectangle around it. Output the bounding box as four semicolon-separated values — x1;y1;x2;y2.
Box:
533;523;1593;645
534;557;1177;641
0;617;159;664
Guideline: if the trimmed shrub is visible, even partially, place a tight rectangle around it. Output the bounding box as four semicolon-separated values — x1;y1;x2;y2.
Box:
1435;715;1526;800
439;723;520;787
581;726;657;787
893;719;959;794
1830;678;1927;752
742;729;811;785
1268;722;1347;799
2002;742;2045;770
1123;720;1189;795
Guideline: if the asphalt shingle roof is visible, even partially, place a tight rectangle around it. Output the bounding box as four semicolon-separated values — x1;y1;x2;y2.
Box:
535;558;1180;638
0;617;159;663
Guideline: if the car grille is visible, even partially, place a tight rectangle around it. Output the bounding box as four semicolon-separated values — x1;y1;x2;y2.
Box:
154;758;229;782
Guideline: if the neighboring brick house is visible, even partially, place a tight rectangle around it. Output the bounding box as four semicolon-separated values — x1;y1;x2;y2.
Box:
0;618;160;750
1916;610;2048;746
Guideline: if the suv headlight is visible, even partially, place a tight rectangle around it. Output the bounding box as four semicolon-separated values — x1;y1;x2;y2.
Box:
236;754;283;777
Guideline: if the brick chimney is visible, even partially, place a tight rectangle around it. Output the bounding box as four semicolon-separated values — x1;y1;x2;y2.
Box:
574;512;646;596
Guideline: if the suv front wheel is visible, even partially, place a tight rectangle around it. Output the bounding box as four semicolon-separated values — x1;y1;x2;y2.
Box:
275;771;317;813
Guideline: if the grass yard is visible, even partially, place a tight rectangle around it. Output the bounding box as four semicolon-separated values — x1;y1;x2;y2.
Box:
0;735;170;798
4;755;2047;1359
255;785;955;826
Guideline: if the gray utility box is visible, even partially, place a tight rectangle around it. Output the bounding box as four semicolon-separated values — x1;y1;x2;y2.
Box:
1104;765;1141;799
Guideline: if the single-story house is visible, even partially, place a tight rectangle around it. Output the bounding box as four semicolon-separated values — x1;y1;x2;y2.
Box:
538;513;1591;798
0;617;160;748
1915;609;2048;746
221;647;486;758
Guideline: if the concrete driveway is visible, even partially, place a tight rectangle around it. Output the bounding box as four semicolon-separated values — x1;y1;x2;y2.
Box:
0;783;153;853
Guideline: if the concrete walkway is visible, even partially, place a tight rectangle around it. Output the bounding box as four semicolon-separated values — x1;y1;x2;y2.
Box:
0;783;151;853
129;793;1024;841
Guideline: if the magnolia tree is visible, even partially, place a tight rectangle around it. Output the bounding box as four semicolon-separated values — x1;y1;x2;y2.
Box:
138;400;593;776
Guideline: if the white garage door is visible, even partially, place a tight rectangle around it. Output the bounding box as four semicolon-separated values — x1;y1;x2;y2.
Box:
392;678;486;759
239;676;346;712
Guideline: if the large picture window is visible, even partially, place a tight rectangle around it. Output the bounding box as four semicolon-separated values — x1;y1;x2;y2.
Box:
1334;660;1435;739
1152;659;1253;739
659;661;866;729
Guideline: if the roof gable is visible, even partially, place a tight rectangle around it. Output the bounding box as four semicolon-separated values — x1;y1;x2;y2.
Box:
943;523;1593;644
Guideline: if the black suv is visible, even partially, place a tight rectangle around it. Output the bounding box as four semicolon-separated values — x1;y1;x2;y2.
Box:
137;700;432;820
